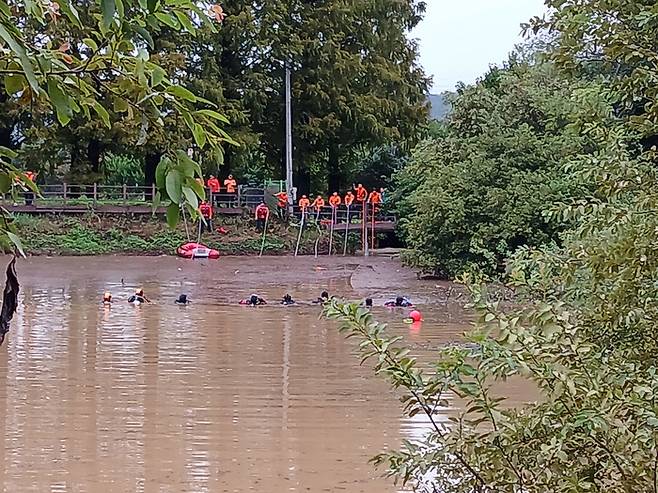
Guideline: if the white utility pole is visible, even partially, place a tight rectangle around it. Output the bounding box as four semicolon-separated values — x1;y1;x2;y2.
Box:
285;65;294;209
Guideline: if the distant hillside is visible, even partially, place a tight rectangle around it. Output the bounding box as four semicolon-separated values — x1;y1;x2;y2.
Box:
427;93;451;120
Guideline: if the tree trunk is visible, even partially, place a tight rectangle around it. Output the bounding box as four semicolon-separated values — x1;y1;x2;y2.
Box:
144;152;162;200
220;148;231;179
296;166;310;197
327;144;340;193
87;139;102;173
0;91;12;150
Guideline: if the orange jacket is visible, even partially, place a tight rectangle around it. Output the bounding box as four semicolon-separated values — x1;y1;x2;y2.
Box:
311;196;325;211
255;203;269;219
368;191;382;204
355;186;367;202
207;177;221;193
224;178;237;193
299;197;310;210
344;192;355;206
328;194;341;207
275;191;288;208
199;202;213;219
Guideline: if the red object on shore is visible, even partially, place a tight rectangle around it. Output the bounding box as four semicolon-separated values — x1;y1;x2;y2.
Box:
176;242;220;259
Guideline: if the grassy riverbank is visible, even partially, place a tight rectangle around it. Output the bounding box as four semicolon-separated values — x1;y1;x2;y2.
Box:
13;214;362;256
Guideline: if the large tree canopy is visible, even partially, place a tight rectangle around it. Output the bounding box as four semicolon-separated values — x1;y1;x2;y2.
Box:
394;56;598;277
7;0;430;195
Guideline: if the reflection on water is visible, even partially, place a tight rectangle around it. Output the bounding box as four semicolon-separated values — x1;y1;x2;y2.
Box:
0;256;531;492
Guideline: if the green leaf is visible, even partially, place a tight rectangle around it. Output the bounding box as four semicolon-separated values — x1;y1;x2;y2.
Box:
0;147;17;159
0;25;39;92
3;74;25;95
155;12;180;29
174;11;195;34
189;178;205;200
7;232;25;257
47;79;72;126
182;185;198;210
150;66;167;87
54;0;81;27
192;123;206;148
165;169;182;204
113;97;129;113
92;101;111;128
166;85;197;102
155;156;170;190
175;150;202;177
101;0;116;28
166;202;179;228
196;109;230;123
131;25;154;49
115;0;124;18
147;0;158;13
0;174;10;194
82;37;98;51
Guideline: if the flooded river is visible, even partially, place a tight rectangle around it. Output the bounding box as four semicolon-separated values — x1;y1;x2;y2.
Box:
0;256;531;492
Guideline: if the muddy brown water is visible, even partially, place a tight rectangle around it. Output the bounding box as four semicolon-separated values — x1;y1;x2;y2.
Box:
0;256;535;492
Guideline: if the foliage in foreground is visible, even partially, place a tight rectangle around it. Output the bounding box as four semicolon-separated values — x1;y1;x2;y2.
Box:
326;114;658;492
0;0;234;249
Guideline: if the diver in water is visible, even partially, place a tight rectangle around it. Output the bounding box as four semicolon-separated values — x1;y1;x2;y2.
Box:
239;294;267;306
364;298;373;308
281;294;295;305
313;291;330;304
175;294;189;305
128;288;150;305
384;296;413;308
102;292;112;305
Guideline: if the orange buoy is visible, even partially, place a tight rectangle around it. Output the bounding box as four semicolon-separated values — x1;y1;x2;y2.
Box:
409;310;422;322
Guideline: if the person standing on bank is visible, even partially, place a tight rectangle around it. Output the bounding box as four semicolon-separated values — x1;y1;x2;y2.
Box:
199;200;213;234
255;201;270;232
224;174;237;206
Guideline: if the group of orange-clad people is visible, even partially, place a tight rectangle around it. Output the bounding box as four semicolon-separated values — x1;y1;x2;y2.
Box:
196;180;385;236
199;174;238;198
274;183;384;215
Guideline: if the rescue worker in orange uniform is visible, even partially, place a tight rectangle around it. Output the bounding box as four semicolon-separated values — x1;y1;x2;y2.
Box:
274;190;288;219
328;192;341;208
311;195;325;213
255;201;269;232
344;191;355;207
224;174;237;205
355;183;367;209
207;175;221;205
368;188;383;219
199;200;213;234
298;195;310;211
24;170;36;205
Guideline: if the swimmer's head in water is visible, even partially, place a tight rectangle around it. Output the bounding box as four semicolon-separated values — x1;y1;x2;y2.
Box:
176;294;188;304
283;294;292;302
365;298;373;307
250;294;259;305
103;292;112;302
396;296;404;306
136;288;144;296
321;291;329;299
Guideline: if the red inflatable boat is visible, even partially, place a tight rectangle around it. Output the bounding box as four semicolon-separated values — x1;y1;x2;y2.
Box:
176;242;220;259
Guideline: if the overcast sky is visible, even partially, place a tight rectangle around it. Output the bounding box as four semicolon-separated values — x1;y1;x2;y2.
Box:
412;0;547;92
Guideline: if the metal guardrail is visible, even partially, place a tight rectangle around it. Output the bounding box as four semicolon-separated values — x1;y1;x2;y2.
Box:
3;183;397;224
3;184;267;208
